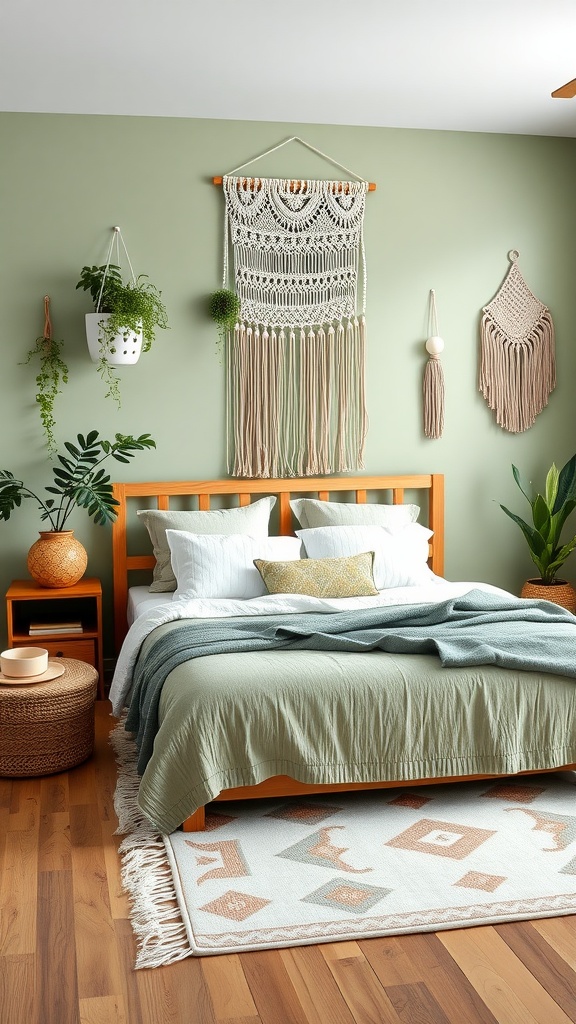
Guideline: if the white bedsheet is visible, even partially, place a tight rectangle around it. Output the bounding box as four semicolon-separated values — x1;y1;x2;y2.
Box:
127;586;173;626
110;577;509;716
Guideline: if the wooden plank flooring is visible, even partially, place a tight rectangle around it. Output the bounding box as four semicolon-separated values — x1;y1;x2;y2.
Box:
2;700;576;1024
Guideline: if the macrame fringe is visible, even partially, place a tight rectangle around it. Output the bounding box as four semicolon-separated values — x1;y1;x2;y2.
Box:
479;254;556;433
479;310;555;433
227;316;368;478
222;173;368;476
110;718;192;969
423;356;445;440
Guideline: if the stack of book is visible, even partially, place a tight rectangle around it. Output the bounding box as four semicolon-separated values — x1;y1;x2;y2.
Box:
28;621;83;635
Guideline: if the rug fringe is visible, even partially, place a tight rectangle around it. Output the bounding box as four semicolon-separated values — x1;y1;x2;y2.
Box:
110;717;192;969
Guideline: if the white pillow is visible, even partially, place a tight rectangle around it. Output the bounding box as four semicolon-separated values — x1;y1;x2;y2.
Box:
290;497;420;531
166;531;303;600
137;496;276;593
296;524;434;590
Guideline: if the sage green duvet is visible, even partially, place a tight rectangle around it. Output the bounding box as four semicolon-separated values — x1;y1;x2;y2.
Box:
137;630;576;834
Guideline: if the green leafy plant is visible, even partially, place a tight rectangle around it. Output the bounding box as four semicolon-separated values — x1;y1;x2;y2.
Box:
77;264;168;352
96;355;122;408
77;264;169;406
208;288;240;354
500;454;576;584
0;430;156;531
21;332;69;455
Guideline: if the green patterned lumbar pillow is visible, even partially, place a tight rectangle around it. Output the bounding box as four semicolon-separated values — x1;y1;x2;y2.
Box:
253;551;378;598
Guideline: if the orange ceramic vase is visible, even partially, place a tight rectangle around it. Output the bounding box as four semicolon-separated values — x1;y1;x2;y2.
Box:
27;530;88;588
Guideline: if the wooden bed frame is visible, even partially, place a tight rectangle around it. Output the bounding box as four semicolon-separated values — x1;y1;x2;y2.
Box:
111;473;445;650
111;473;575;831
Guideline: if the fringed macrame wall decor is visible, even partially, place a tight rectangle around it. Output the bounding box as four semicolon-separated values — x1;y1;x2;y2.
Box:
423;289;445;440
214;137;373;478
479;250;556;433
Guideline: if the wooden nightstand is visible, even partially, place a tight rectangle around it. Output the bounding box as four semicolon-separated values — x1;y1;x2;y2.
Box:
5;578;104;699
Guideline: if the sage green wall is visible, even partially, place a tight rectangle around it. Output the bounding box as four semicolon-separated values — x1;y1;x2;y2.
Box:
1;112;575;656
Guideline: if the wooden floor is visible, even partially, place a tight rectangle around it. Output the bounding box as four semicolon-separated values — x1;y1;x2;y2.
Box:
2;702;576;1024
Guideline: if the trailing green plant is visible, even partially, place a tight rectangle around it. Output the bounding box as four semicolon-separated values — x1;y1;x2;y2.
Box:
77;264;169;407
0;430;156;531
96;357;122;408
208;288;240;354
77;264;168;353
500;454;576;584
21;332;69;455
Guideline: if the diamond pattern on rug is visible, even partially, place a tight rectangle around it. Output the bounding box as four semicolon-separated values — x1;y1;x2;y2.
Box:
277;825;371;873
204;811;239;831
183;838;249;884
560;856;576;875
386;818;495;859
454;871;506;892
265;801;342;825
505;808;576;851
199;890;271;922
387;793;432;810
302;877;391;914
481;782;545;803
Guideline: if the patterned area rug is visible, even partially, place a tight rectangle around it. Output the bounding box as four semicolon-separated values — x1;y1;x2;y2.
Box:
111;726;576;966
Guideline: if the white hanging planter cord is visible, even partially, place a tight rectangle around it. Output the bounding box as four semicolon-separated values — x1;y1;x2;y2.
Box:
86;226;142;371
96;226;137;312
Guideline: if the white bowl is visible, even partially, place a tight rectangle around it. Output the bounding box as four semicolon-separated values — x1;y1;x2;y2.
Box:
1;647;49;677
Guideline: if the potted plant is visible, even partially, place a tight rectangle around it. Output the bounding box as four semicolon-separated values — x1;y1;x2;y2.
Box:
76;263;169;406
0;430;156;588
500;453;576;611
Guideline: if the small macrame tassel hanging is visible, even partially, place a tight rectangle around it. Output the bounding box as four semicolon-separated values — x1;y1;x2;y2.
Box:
423;289;445;439
479;250;555;432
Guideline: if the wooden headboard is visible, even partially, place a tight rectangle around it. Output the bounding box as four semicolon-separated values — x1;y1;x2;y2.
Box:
111;473;445;652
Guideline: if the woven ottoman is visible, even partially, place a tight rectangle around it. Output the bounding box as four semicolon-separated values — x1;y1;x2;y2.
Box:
0;658;98;777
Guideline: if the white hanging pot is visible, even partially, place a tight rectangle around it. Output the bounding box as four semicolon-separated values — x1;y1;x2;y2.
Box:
85;312;143;365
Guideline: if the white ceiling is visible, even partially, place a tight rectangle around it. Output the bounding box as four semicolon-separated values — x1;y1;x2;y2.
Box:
1;0;576;138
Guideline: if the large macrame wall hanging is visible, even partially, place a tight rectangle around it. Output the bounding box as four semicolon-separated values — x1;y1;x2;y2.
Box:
215;137;373;478
479;250;556;433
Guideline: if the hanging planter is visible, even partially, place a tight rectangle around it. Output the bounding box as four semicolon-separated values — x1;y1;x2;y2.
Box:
85;312;142;365
76;227;168;406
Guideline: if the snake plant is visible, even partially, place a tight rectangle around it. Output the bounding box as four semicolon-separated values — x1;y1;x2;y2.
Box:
500;454;576;584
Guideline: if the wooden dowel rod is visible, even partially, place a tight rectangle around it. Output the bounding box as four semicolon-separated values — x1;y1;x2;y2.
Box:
551;78;576;98
212;175;376;192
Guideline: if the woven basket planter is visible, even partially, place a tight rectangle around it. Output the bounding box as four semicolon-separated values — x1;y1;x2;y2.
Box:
520;578;576;614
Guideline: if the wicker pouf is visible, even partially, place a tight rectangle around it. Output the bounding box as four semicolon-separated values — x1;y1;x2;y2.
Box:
0;658;98;777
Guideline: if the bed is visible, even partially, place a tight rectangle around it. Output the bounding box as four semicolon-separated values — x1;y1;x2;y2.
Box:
109;473;576;834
